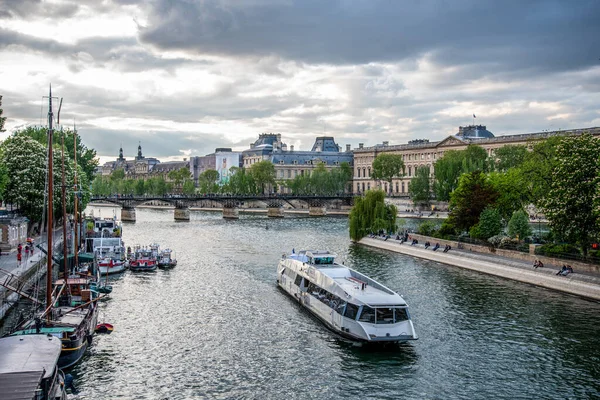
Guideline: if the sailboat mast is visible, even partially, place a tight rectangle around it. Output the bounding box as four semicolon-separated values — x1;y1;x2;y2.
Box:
46;86;54;318
61;130;68;281
73;129;79;270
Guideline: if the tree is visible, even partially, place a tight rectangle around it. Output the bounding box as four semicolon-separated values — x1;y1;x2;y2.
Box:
371;153;404;194
470;207;503;240
0;95;6;132
349;190;397;241
443;171;499;234
182;180;195;195
198;169;220;193
134;179;145;196
507;209;532;240
541;133;600;256
520;136;562;206
433;145;489;201
249;161;275;194
487;169;531;222
111;168;125;182
0;135;48;223
168;167;192;191
493;145;528;172
409;166;431;207
15;126;98;183
223;167;258;195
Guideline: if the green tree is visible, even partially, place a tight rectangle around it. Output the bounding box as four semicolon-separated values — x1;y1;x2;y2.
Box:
222;167;258;195
443;171;499;234
198;169;220;193
433;144;489;201
182;180;195;195
134;179;145;196
15;126;98;183
0;95;6;132
507;209;532;240
168;167;192;190
470;207;503;240
0;135;48;223
493;145;528;172
520;136;562;206
487;169;531;222
110;168;125;182
371;153;404;194
541;133;600;256
349;190;397;241
249;161;275;194
409;166;431;207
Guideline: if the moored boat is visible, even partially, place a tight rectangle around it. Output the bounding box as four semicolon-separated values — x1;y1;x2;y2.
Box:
0;335;67;400
157;249;177;269
129;246;158;272
277;250;418;343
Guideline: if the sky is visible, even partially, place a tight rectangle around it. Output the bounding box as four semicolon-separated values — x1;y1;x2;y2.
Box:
1;0;599;165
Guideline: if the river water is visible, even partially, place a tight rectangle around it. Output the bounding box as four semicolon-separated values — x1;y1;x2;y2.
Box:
72;207;600;399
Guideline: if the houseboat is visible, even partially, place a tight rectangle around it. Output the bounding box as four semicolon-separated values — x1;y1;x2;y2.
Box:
0;335;67;399
277;250;417;343
129;246;158;272
157;249;177;269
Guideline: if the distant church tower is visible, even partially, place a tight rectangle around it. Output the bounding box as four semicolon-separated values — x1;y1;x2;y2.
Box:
136;142;144;160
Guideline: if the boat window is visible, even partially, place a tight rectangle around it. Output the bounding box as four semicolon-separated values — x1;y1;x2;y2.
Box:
294;274;303;286
394;308;409;322
344;303;359;320
358;306;375;323
335;301;346;315
375;308;394;324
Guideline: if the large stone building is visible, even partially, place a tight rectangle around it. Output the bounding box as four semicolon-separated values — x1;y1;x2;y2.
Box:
243;134;353;193
100;143;160;178
353;125;600;195
189;148;242;186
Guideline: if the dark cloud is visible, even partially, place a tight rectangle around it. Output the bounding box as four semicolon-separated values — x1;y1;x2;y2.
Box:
0;0;79;19
138;0;600;74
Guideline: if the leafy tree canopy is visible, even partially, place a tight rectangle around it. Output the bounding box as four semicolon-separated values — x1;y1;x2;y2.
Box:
541;133;600;255
349;190;397;241
507;209;532;240
433;144;489;201
493;145;528;172
409;166;431;207
371;153;404;192
444;171;499;234
487;169;531;222
15;126;98;184
0;95;6;133
249;160;275;193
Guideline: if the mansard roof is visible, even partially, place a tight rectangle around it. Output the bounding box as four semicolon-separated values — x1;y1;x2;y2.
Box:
271;151;353;165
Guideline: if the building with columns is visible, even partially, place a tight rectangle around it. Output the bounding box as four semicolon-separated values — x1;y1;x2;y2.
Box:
353;125;600;195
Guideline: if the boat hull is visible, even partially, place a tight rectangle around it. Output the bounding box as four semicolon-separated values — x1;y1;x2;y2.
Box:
129;263;157;272
277;258;417;343
98;263;127;275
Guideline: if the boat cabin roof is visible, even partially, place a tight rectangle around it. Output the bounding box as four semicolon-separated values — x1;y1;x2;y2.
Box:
54;278;89;286
0;335;61;380
289;250;337;265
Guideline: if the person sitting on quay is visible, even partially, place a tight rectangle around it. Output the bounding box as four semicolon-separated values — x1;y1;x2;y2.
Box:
533;260;544;269
411;239;418;246
424;241;431;249
443;244;451;253
432;243;440;251
556;265;573;276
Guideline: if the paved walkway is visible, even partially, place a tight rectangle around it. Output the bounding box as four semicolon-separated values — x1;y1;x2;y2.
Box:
360;236;600;300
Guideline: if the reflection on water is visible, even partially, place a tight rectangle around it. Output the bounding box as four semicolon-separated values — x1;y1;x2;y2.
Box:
67;207;600;399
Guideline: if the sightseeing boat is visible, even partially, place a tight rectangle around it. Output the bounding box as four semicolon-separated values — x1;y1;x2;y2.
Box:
157;249;177;269
0;335;67;399
129;246;158;272
277;250;418;343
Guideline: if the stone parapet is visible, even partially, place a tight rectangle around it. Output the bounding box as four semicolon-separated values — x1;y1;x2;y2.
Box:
121;208;136;222
308;206;327;217
267;207;285;218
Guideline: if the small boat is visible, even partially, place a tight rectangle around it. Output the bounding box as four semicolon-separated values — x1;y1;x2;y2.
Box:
129;246;157;272
277;250;418;343
0;335;67;400
157;249;177;269
97;256;127;275
95;323;114;334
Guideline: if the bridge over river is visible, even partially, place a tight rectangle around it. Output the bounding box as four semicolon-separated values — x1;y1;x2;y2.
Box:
89;194;354;221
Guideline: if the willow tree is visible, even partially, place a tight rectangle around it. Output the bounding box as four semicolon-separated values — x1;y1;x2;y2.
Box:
349;190;397;241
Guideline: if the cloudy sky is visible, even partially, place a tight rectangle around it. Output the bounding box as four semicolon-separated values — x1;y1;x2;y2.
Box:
1;0;599;164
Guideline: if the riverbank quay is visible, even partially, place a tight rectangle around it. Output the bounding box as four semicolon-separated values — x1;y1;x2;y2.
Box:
0;232;63;322
359;237;600;301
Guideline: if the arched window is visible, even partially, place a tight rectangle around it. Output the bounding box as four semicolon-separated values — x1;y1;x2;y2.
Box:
357;168;361;178
363;167;366;177
408;166;412;177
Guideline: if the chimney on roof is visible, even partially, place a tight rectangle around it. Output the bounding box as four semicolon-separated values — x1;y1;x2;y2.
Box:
382;141;389;146
290;145;294;152
359;143;364;149
346;144;351;152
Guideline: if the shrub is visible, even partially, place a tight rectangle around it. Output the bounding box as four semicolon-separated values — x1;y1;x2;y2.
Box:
536;243;581;258
488;234;511;248
508;209;532;239
418;220;438;237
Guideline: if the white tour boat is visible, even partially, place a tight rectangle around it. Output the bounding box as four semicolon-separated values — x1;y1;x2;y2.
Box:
277;250;417;343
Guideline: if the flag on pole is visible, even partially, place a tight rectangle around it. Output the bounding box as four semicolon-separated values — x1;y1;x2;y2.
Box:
473;114;476;118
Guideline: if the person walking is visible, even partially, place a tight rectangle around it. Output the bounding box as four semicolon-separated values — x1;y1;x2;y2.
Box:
17;251;22;265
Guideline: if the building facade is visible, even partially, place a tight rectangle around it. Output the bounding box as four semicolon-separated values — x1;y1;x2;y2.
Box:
100;143;160;179
353;125;600;195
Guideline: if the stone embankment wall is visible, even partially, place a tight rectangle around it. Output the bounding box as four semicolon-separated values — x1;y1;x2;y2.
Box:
407;233;600;274
359;237;600;301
